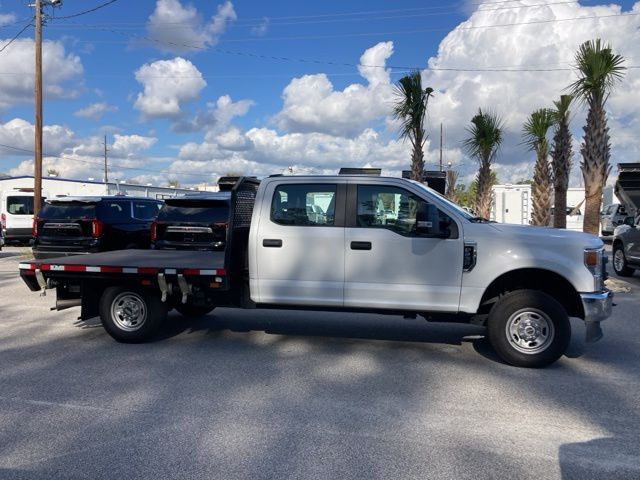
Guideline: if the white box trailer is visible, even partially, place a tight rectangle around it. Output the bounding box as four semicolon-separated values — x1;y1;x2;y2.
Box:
491;184;586;231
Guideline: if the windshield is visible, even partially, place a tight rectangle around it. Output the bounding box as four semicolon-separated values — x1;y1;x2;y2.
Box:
158;200;229;223
409;180;475;221
40;202;96;219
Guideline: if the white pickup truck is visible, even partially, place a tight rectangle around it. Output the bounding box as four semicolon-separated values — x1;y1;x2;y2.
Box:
20;175;612;368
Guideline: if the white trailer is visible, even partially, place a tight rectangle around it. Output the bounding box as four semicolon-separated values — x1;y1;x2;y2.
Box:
491;184;586;231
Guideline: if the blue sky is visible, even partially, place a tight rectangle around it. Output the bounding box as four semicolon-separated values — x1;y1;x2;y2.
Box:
0;0;639;187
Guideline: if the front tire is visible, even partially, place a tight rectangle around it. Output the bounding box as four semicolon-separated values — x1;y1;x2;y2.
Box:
487;290;570;368
99;287;167;343
613;244;635;277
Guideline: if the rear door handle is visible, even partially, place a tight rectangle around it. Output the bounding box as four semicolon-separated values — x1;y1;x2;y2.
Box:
263;239;283;248
350;241;371;250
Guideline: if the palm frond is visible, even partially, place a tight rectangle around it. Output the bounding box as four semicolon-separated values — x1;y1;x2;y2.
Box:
552;95;573;123
522;108;554;153
392;71;434;141
569;39;625;105
462;108;504;164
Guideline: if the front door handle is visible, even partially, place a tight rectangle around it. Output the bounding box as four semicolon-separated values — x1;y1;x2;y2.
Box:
263;239;283;248
350;241;371;250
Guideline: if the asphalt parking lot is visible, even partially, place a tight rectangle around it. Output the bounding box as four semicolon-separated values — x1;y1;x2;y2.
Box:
0;245;639;480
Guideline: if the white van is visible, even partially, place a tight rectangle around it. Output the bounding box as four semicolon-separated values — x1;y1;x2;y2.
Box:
0;189;46;243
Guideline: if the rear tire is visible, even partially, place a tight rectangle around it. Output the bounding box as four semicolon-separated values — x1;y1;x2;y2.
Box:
99;286;167;343
487;290;570;368
613;244;635;277
174;303;215;318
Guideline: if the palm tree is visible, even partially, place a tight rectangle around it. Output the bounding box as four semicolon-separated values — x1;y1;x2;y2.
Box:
463;109;504;219
551;95;574;229
523;109;554;226
446;169;459;203
569;39;625;235
393;71;434;181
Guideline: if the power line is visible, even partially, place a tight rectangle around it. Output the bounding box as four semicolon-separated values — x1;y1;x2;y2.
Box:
45;8;640;65
0;142;220;178
0;16;35;28
0;20;32;53
49;0;119;20
40;12;640;74
48;1;588;29
47;0;596;28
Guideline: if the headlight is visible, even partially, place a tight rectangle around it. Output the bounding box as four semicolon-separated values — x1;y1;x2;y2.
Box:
584;247;605;291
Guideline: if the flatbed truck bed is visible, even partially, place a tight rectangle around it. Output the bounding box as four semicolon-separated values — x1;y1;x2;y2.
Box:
19;249;226;282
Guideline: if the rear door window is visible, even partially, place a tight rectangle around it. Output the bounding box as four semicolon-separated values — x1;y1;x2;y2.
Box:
97;201;131;222
133;201;161;221
7;196;35;215
271;184;336;226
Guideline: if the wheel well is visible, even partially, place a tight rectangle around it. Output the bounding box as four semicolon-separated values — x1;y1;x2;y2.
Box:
612;239;623;251
478;268;584;319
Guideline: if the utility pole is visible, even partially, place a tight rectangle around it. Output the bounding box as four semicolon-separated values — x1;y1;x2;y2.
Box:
29;0;61;216
33;0;42;216
103;135;109;183
439;123;443;172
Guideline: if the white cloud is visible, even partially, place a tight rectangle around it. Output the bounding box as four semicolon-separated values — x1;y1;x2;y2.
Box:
0;13;16;26
251;17;269;36
146;0;236;54
274;42;396;137
172;94;254;134
74;102;118;120
421;0;640;184
134;57;206;119
0;118;76;156
112;134;157;156
0;39;83;111
4;118;160;182
215;127;253;151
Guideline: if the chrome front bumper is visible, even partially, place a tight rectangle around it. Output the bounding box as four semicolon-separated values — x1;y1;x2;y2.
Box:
580;290;613;323
580;290;614;343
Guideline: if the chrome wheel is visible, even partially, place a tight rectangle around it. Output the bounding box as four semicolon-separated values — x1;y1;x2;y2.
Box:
505;308;555;355
110;292;147;332
614;248;626;272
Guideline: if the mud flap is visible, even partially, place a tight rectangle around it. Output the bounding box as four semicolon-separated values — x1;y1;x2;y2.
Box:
585;321;603;343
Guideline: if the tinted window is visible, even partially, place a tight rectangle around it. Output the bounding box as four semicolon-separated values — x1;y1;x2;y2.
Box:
271;184;336;226
157;200;229;223
133;201;161;221
40;202;96;219
356;185;455;238
97;201;131;222
7;196;35;215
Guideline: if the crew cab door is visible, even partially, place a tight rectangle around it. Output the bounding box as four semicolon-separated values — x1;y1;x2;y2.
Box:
252;180;346;306
344;182;463;312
